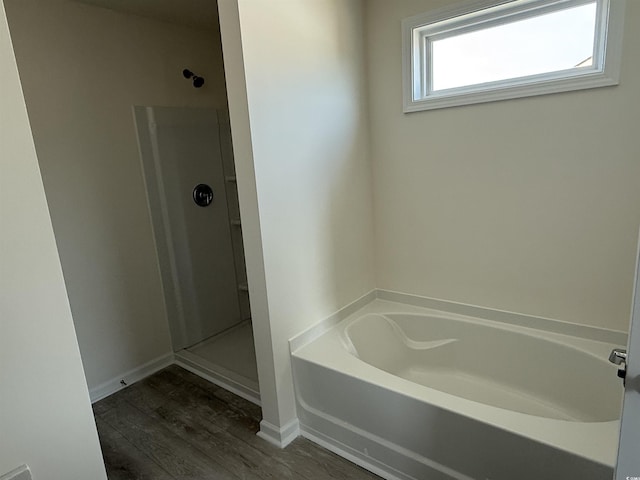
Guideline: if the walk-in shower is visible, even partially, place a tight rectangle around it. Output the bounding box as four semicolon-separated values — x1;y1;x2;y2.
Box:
134;106;258;403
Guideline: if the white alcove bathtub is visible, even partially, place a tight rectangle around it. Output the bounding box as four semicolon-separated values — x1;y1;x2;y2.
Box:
291;297;626;480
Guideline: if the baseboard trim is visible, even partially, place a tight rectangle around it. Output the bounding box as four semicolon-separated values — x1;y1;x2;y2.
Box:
289;290;377;353
257;418;300;448
89;352;174;403
175;350;261;406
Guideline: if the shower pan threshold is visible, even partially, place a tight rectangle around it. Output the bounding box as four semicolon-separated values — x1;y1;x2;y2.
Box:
175;321;260;405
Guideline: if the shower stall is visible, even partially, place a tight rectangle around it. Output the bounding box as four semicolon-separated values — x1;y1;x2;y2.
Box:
134;106;258;403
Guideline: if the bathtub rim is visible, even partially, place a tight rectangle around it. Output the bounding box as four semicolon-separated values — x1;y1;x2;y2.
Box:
290;296;626;469
289;289;628;354
343;310;623;366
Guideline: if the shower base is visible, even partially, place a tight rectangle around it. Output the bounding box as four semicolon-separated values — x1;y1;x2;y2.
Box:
175;321;260;405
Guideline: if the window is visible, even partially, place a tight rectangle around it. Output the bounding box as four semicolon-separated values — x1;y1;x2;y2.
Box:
402;0;625;112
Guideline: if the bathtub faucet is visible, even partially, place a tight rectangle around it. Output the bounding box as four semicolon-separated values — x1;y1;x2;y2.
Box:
609;348;627;365
609;348;628;386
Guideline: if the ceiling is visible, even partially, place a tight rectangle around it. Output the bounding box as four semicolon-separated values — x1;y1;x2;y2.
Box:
72;0;219;30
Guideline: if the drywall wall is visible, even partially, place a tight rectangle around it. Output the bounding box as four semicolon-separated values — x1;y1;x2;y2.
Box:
615;235;640;478
4;0;228;390
0;2;107;478
367;0;640;332
219;0;375;432
217;0;280;429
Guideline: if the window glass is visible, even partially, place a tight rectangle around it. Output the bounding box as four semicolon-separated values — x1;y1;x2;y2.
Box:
431;2;598;91
402;0;624;112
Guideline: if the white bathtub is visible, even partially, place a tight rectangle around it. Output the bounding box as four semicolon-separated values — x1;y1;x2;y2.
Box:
291;298;625;480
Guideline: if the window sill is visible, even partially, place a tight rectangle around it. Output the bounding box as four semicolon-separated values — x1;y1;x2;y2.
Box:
403;69;620;113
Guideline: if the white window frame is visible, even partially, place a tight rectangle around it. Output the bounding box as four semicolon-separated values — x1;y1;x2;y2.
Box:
402;0;626;113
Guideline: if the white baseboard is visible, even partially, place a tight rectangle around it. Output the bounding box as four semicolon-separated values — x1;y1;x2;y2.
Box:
256;418;300;448
89;352;174;403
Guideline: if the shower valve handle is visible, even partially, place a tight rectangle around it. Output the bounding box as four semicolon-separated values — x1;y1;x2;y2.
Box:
193;184;214;207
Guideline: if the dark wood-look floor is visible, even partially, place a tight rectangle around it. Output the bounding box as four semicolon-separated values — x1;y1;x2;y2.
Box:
93;365;381;480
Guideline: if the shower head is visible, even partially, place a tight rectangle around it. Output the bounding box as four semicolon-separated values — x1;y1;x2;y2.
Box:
193;76;205;88
182;69;205;88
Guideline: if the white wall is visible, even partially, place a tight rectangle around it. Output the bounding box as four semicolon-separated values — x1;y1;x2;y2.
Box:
367;0;640;332
4;0;228;390
0;2;107;478
219;0;375;431
615;234;640;479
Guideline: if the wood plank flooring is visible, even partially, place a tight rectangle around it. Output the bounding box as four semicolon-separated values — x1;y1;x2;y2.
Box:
93;365;381;480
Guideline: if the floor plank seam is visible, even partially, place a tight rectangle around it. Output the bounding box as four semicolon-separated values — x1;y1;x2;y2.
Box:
121;396;244;480
94;365;381;480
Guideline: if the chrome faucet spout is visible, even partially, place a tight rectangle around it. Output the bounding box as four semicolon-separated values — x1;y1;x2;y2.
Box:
609;348;627;366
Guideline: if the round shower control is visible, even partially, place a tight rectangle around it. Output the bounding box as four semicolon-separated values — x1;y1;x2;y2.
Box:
193;184;214;207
